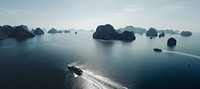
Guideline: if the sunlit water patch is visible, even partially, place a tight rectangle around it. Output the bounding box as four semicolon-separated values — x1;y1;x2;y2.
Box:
81;69;128;89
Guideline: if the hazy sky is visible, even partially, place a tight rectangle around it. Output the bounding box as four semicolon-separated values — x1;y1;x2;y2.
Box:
0;0;199;31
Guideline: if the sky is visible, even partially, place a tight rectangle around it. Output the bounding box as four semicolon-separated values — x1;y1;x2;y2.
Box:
0;0;199;31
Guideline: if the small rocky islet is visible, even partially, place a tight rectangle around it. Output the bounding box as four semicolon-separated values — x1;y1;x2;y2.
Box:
146;27;158;37
32;28;44;35
48;28;58;33
159;33;165;38
167;37;177;47
93;24;136;41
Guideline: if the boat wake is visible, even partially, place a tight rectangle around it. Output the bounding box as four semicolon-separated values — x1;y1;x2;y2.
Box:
81;69;128;89
67;61;128;89
162;50;200;59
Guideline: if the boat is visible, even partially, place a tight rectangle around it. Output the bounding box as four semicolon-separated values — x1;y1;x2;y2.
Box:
68;65;83;76
153;48;162;52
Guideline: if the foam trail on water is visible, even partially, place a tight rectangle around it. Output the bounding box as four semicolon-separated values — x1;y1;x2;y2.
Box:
81;69;128;89
162;50;200;59
82;74;104;89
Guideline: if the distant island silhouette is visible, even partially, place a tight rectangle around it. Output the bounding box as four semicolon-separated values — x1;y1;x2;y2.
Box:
117;25;146;35
0;24;194;41
64;30;71;33
180;31;192;36
48;28;58;33
157;29;178;34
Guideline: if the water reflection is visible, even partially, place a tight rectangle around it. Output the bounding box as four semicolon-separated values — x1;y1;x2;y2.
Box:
93;39;116;58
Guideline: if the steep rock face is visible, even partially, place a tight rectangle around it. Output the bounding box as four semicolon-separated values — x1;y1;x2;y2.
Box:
48;28;58;33
9;25;35;39
146;28;158;37
31;29;35;33
93;24;118;40
118;31;136;41
159;33;165;38
33;28;44;35
167;37;177;47
93;24;136;41
180;31;192;36
20;25;29;30
0;26;7;39
2;25;14;35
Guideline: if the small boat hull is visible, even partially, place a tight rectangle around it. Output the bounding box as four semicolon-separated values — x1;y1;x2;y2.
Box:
153;48;162;52
68;65;83;76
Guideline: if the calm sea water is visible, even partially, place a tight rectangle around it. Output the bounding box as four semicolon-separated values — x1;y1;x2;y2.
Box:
0;31;200;89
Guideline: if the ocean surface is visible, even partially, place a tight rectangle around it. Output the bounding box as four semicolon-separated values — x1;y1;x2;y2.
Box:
0;31;200;89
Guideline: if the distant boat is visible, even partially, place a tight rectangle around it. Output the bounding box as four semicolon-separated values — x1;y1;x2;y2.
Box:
153;48;162;52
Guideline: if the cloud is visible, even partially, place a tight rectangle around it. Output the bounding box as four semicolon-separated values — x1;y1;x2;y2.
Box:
123;4;144;12
161;0;197;11
0;8;23;15
163;4;184;11
123;8;136;12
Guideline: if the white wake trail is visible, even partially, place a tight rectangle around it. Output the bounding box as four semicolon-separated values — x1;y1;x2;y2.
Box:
81;69;128;89
162;50;200;59
82;74;104;89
